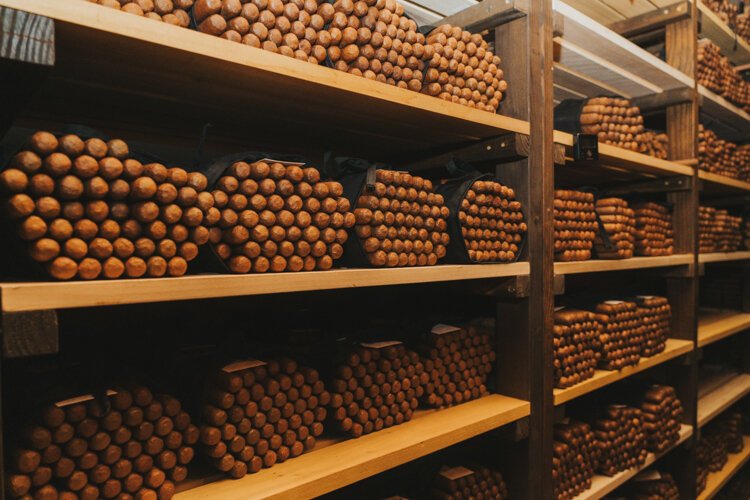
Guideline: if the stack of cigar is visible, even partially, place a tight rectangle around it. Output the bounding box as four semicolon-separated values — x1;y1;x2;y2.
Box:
717;411;744;453
701;0;739;27
201;160;354;273
743;218;750;250
432;465;509;499
699;206;718;253
736;13;750;45
737;144;750;181
577;97;647;152
634;296;671;358
0;131;212;280
593;300;644;370
456;179;526;263
697;427;728;475
552;421;597;500
593;405;648;476
197;358;330;478
697;125;746;180
594;197;635;259
632;202;674;257
5;385;196;499
421;24;508;113
327;343;425;437
698;40;750;111
87;0;193;25
553;309;600;389
624;471;679;500
639;131;669;160
553;190;597;262
698;466;709;496
639;385;682;453
354;169;450;267
714;209;742;252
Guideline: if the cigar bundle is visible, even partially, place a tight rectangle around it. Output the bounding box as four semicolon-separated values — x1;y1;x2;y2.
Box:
623;471;679;500
697;427;728;475
327;343;425;437
552;421;597;500
593;300;645;370
701;0;740;27
743;219;750;250
421;24;507;113
456;179;526;263
634;296;671;358
699;206;718;253
0;131;212;280
577;97;648;153
553;190;597;262
716;411;744;454
198;357;330;478
86;0;193;25
639;385;682;453
639;131;669;160
592;405;648;476
201;160;354;273
697;125;750;181
632;202;674;257
415;324;494;408
697;465;709;496
594;197;635;260
698;40;750;111
552;309;600;389
354;169;450;267
432;465;509;500
5;384;196;500
714;209;743;252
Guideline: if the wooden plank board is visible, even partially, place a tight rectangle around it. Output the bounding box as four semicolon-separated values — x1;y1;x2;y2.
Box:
698;373;750;427
697;1;750;66
0;262;530;313
698;436;750;500
698;310;750;348
699;170;750;195
600;0;658;18
175;394;530;500
699;251;750;264
575;424;693;500
553;339;694;405
558;0;625;24
553;63;622;99
699;85;750;143
554;254;693;276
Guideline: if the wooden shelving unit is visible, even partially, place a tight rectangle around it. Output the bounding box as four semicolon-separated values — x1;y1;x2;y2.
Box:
698;436;750;500
699;252;750;264
699;170;750;195
697;1;750;66
698;310;750;348
554;255;693;276
698;373;750;428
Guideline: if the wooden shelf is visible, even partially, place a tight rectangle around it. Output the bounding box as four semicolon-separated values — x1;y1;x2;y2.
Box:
699;251;750;264
698;310;750;348
698;436;750;500
554;254;693;276
699;170;750;195
554;339;694;406
698;373;750;427
575;424;693;500
0;262;529;313
698;1;750;66
699;85;750;143
174;394;529;500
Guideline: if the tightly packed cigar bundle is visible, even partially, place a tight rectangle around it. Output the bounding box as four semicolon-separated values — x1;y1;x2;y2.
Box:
552;309;600;389
432;465;509;500
198;357;330;478
0;131;212;280
743;219;750;250
552;421;597;500
415;324;494;408
203;160;354;273
697;125;750;181
354;169;450;267
327;342;425;437
624;471;679;500
714;209;742;252
702;0;740;27
86;0;193;25
639;131;669;160
456;179;526;263
632;202;674;257
639;385;682;453
594;197;635;260
697;427;728;475
634;296;671;358
554;190;597;262
577;97;648;153
593;300;645;370
698;40;750;111
697;465;709;496
421;24;507;113
716;411;744;453
6;384;196;499
699;206;718;253
593;405;648;476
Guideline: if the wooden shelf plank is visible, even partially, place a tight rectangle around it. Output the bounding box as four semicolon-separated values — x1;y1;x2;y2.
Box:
698;1;750;66
698;373;750;428
698;170;750;194
699;85;750;143
553;339;694;405
0;262;529;313
575;425;693;500
699;251;750;264
174;394;530;500
698;310;750;348
554;254;693;276
698;436;750;500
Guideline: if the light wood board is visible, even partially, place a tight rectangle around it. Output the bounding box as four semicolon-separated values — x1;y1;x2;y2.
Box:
699;310;750;348
699;170;750;195
699;251;750;264
699;85;750;143
554;254;693;276
698;436;750;500
698;373;750;427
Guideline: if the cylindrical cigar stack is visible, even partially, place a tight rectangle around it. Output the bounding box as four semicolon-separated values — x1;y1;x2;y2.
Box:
416;324;494;408
625;471;679;500
699;206;718;253
697;427;728;475
639;130;669;160
577;97;647;153
634;296;671;358
698;40;750;111
421;24;507;113
714;209;742;252
201;160;354;273
198;358;330;478
639;385;682;453
552;309;600;389
632;202;674;257
553;190;597;262
697;466;709;496
5;385;196;500
593;300;644;370
327;343;425;437
697;125;747;180
456;179;526;263
0;131;212;280
592;405;648;476
552;421;597;500
353;169;450;267
594;197;636;259
432;465;509;500
716;411;744;453
701;0;739;27
86;0;193;25
743;218;750;250
737;144;750;182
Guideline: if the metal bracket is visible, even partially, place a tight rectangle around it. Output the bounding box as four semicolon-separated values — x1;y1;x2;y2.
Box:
2;310;59;358
489;275;530;298
495;416;529;442
599;175;691;197
438;0;528;34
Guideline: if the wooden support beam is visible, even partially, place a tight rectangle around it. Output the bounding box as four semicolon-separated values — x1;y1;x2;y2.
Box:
1;310;58;357
600;175;691;197
631;87;695;111
491;275;531;298
608;1;690;38
439;0;528;34
407;133;531;173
